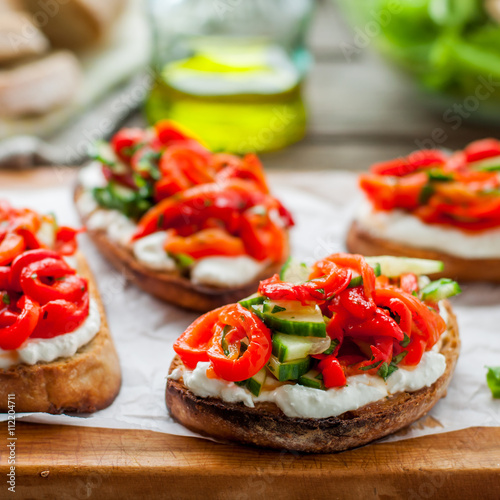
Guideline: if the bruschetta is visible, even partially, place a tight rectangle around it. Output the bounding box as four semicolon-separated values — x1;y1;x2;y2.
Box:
75;121;293;311
348;139;500;282
0;201;121;413
166;253;460;452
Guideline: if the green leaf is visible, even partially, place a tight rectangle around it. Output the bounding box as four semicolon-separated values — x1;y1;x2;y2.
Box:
221;325;232;356
419;184;435;205
392;351;408;365
359;359;383;372
271;305;286;314
168;252;195;271
400;334;411;348
2;294;10;305
486;366;500;399
322;338;339;356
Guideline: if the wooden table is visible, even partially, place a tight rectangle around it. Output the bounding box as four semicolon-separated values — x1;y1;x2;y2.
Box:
3;423;499;499
1;2;500;498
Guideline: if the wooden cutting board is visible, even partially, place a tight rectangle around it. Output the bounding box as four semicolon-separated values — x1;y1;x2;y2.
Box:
0;423;499;499
1;169;500;498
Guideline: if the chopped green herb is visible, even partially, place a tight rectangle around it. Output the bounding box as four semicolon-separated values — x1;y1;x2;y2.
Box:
2;294;10;305
157;213;165;228
168;252;195;270
221;325;232;356
271;305;286;314
391;351;408;365
419;184;434;205
400;333;411;348
316;288;325;295
486;366;500;398
321;338;339;356
359;359;383;371
377;361;399;381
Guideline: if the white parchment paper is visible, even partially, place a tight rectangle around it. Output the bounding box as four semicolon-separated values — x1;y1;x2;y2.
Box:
1;170;499;444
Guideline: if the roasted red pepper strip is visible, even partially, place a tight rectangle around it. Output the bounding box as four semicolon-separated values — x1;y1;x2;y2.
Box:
173;307;227;369
0;233;25;266
345;309;404;341
31;293;90;339
55;226;82;256
207;304;272;381
400;273;418;295
0;267;10;289
134;180;264;240
259;260;351;304
0;295;40;350
10;249;62;291
19;258;84;305
318;357;346;388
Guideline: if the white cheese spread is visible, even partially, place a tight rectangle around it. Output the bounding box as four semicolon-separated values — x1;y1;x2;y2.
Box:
355;201;500;259
132;231;176;271
0;298;101;370
191;256;266;288
79;162;269;287
172;350;446;419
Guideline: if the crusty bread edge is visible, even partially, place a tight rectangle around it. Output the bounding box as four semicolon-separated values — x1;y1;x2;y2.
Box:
165;301;460;453
74;184;286;312
347;220;500;283
0;253;121;414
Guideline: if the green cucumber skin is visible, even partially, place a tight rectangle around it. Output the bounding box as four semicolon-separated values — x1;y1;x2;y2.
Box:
421;279;461;301
252;306;327;338
298;370;325;390
239;294;265;310
348;263;381;288
364;256;444;277
267;356;311;382
245;368;267;397
272;333;314;362
280;258;311;283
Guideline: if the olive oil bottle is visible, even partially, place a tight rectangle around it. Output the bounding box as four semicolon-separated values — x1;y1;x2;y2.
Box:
146;0;314;154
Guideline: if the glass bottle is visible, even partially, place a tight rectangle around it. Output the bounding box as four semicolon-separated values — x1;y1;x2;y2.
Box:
146;0;315;154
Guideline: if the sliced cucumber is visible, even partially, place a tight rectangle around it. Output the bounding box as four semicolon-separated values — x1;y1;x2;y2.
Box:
364;256;444;277
245;368;267;397
298;369;325;390
420;278;461;301
252;301;326;338
470;155;500;172
267;355;311;382
90;141;116;166
239;293;265;310
272;332;330;362
279;258;311;284
348;262;381;288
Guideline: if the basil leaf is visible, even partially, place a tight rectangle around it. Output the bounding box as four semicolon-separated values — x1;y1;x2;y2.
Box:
400;334;411;348
359;359;383;371
486;366;500;399
392;351;408;365
271;305;286;314
322;338;339;356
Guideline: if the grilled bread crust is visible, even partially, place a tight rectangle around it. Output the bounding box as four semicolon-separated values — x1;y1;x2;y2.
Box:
166;301;459;453
346;220;500;283
0;253;121;414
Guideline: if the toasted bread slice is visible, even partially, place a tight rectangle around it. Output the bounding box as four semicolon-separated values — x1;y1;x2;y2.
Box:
347;220;500;283
0;50;81;118
0;12;49;64
74;185;285;312
166;301;459;453
0;252;121;414
22;0;125;49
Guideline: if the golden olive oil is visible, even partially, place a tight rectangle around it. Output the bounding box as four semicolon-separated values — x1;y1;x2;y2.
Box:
145;41;307;154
